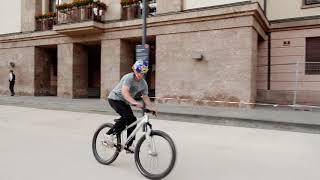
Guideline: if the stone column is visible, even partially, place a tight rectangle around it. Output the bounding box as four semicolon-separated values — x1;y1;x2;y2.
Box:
58;43;73;97
21;0;42;32
101;39;121;99
58;43;88;98
101;39;137;99
157;0;182;14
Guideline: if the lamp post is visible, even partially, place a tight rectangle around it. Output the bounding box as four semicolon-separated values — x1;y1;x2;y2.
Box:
142;0;147;46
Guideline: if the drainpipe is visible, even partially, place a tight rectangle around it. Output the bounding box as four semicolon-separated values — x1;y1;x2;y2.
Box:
267;32;271;90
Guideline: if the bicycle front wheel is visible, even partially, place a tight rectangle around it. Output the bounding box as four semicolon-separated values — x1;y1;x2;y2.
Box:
135;130;176;179
92;123;121;165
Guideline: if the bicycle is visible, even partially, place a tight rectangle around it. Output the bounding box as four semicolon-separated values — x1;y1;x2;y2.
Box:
92;106;176;179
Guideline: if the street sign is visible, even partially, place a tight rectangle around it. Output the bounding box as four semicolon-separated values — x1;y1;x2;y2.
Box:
136;44;149;63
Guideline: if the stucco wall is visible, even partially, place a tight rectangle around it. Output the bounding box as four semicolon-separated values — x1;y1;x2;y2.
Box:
156;27;258;106
0;0;21;34
257;28;320;105
0;47;35;95
267;0;320;21
183;0;264;10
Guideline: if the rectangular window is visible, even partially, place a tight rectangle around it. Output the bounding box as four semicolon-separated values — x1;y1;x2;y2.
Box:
306;37;320;75
305;0;320;5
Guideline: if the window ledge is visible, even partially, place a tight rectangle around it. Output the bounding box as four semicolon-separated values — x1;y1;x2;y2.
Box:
301;3;320;9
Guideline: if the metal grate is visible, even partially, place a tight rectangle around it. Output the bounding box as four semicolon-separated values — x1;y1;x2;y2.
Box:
306;62;320;75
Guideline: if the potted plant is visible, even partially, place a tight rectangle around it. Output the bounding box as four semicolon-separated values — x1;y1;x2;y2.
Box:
121;0;137;19
35;12;57;30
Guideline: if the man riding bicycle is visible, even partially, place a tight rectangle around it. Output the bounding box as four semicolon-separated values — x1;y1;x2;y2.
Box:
105;60;156;153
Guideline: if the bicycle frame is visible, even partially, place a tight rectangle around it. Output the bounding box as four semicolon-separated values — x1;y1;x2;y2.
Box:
121;113;152;146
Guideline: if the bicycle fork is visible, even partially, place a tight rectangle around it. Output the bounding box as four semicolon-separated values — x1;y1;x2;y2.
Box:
145;123;158;157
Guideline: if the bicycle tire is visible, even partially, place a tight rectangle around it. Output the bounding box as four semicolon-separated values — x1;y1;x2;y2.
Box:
92;123;121;165
134;130;176;179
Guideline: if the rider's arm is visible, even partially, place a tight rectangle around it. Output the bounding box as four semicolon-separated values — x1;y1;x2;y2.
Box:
142;95;156;112
122;85;143;108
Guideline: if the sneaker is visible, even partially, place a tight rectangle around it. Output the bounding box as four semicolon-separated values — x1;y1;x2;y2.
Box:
102;134;114;148
124;144;135;154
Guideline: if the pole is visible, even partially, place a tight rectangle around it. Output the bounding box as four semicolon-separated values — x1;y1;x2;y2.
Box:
142;0;147;46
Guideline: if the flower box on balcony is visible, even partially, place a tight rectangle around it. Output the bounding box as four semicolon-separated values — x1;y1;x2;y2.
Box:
121;0;156;20
35;12;57;31
56;0;107;25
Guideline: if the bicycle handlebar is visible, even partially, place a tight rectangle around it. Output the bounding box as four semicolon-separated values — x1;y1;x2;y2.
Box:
132;104;157;116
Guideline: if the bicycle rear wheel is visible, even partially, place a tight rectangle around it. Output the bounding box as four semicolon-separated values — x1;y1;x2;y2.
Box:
134;130;176;179
92;123;121;165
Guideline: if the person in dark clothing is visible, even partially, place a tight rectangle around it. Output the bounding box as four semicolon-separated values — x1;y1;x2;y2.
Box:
9;70;15;96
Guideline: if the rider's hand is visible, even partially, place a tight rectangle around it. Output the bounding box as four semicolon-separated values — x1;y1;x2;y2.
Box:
133;102;144;109
146;106;157;117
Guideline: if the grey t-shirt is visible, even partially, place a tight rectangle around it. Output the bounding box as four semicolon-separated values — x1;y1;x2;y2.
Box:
108;72;148;103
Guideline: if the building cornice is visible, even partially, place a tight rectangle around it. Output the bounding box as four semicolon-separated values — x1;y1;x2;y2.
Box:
270;15;320;32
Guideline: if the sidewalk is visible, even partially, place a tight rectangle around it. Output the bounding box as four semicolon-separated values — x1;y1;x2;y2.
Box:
0;95;320;133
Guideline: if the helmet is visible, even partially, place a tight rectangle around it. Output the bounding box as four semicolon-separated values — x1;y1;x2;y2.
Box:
132;60;149;74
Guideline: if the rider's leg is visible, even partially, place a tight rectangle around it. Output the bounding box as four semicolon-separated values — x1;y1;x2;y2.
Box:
106;99;127;135
106;99;137;145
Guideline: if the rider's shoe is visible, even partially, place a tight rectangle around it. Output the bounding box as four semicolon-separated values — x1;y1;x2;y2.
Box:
124;144;135;154
102;134;114;148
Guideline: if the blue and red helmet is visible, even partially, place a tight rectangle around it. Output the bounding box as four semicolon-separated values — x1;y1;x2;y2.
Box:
132;60;149;74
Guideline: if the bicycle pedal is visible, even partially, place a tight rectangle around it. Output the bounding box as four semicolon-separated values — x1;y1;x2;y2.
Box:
124;146;134;154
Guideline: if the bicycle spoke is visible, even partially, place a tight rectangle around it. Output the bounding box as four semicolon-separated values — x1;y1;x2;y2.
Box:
92;123;120;165
136;133;174;176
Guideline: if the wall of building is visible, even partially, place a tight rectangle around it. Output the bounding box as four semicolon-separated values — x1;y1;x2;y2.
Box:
0;0;21;35
183;0;264;10
0;2;267;106
267;0;320;21
103;0;122;21
0;47;35;95
21;0;42;32
257;27;320;105
156;27;258;106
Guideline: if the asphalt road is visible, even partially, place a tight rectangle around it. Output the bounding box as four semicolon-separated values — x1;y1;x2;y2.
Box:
0;105;319;180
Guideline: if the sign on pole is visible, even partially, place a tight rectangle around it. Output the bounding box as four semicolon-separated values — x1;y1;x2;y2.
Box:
136;44;150;63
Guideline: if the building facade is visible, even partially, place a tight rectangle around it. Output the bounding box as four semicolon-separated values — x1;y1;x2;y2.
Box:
0;0;319;106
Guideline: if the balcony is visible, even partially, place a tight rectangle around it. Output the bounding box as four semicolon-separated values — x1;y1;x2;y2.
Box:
35;13;57;31
53;0;107;35
121;0;157;20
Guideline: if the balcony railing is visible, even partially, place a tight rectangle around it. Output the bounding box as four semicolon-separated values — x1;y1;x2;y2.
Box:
35;12;57;31
121;0;156;20
56;3;107;25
